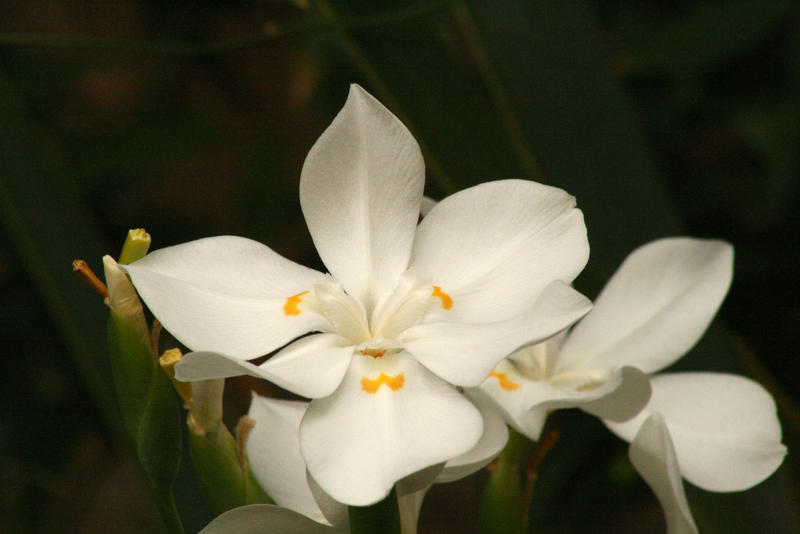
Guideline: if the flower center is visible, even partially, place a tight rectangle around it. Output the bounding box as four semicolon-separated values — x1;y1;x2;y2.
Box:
282;269;453;352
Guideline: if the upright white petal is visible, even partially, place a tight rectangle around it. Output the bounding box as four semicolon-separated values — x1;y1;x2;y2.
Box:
403;281;592;387
300;84;425;306
247;396;345;525
123;236;328;359
198;504;340;534
605;373;786;492
300;353;483;506
559;238;733;373
629;414;698;534
410;179;588;323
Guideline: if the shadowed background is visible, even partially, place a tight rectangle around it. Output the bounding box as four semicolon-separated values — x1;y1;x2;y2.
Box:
1;1;798;532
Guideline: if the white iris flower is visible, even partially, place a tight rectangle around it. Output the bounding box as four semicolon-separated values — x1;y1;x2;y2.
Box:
481;237;786;533
122;85;592;506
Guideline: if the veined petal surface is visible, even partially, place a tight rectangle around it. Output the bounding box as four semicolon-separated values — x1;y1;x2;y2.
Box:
124;236;328;359
403;281;592;387
300;84;424;306
299;352;483;506
410;179;588;323
559;237;733;373
605;372;786;492
629;414;698;534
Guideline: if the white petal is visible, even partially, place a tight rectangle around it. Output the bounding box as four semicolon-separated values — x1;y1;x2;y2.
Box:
175;351;276;381
299;352;483;506
306;473;350;529
410;179;588;323
300;84;424;306
419;196;437;217
198;504;340;534
395;464;444;497
403;281;592;387
123;236;328;359
481;362;650;440
247;396;346;525
257;334;354;399
436;388;509;483
559;238;733;373
485;358;564;440
176;337;352;399
629;414;698;534
605;373;786;491
575;366;651;423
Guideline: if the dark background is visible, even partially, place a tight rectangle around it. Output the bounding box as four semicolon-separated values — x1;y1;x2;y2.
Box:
1;1;798;532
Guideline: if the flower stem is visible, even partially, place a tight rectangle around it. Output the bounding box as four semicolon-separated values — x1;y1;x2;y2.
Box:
348;488;401;534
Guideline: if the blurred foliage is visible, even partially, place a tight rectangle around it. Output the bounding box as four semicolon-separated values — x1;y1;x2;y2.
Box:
1;0;799;532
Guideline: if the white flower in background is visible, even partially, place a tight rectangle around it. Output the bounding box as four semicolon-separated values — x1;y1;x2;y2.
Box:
481;237;786;532
122;84;592;506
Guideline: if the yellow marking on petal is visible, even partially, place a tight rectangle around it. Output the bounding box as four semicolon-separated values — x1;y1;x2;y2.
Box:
489;370;520;391
283;290;310;316
360;348;385;358
361;373;405;393
432;286;453;309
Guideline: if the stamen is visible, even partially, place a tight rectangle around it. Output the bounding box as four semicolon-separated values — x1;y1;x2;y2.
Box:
489;370;520;391
361;373;405;393
432;286;453;309
360;348;385;358
283;290;310;316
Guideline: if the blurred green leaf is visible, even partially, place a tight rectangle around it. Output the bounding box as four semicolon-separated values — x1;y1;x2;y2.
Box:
0;71;123;446
620;1;794;75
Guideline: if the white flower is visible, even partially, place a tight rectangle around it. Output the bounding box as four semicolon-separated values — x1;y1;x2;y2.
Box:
122;84;592;506
481;237;786;533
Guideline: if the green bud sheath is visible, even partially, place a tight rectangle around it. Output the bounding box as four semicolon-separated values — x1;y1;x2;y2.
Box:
188;423;271;516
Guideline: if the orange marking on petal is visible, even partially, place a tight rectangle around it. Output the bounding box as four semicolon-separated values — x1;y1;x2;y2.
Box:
361;373;405;393
489;370;520;391
432;286;453;309
283;290;310;316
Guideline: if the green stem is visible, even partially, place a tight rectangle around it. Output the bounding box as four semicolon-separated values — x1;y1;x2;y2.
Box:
150;482;186;534
314;0;459;196
349;488;401;534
